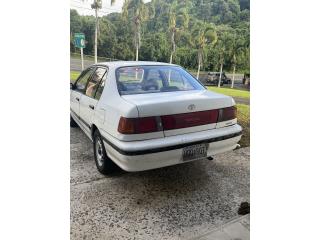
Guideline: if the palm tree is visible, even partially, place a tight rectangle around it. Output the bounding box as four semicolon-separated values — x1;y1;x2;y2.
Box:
216;31;233;88
230;44;242;88
90;0;117;63
168;7;189;64
168;11;176;64
91;0;102;63
122;0;148;61
230;36;248;88
192;23;218;80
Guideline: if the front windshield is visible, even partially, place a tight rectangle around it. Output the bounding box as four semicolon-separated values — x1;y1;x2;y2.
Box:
116;65;205;95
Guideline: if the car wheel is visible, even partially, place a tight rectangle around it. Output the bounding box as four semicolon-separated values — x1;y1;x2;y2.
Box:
93;130;118;175
70;115;78;128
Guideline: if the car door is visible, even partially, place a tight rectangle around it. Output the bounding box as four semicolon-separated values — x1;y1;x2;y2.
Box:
70;67;95;118
79;67;108;133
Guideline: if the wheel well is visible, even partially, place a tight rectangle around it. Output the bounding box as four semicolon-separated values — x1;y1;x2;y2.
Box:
91;124;98;139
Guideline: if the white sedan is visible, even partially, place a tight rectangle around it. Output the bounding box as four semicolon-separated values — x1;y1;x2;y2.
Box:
70;61;242;174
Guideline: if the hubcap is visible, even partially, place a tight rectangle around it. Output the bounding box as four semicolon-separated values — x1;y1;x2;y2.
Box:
95;138;104;167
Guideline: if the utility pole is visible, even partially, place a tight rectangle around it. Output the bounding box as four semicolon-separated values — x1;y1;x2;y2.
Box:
91;0;102;64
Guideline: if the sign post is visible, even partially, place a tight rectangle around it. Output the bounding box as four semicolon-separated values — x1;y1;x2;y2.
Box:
74;33;86;71
80;47;84;71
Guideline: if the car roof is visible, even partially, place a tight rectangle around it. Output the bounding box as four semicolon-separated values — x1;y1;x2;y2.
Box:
92;61;178;68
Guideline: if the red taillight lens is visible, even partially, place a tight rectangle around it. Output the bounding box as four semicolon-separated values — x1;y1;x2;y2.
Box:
118;116;158;134
161;110;219;130
135;117;158;133
218;106;237;122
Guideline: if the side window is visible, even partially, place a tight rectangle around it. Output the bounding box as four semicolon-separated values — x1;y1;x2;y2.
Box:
85;67;106;98
94;69;108;100
75;68;94;92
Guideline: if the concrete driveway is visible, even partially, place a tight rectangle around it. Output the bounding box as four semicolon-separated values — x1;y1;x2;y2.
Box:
70;127;250;240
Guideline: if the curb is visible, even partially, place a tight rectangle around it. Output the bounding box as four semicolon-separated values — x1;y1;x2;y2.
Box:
189;214;250;240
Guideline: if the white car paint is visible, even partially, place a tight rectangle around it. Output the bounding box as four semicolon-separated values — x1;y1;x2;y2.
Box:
70;61;242;172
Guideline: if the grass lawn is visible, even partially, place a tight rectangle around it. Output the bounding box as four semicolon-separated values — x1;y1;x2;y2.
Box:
70;71;80;82
207;86;250;99
236;104;250;147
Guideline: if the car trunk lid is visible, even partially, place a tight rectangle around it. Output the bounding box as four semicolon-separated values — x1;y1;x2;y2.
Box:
121;90;235;137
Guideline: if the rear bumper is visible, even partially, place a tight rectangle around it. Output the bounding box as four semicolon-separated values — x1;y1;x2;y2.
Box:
101;124;242;172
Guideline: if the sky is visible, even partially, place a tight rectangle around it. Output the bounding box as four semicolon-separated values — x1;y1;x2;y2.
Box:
70;0;151;16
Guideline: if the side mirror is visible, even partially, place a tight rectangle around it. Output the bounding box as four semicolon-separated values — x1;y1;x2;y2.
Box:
70;83;74;89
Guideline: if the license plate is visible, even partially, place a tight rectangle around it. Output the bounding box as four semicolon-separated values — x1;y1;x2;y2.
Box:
182;143;208;161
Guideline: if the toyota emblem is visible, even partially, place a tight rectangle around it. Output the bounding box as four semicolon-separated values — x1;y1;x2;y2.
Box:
188;104;196;111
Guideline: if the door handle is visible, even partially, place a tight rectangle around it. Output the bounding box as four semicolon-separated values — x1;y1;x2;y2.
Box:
76;97;80;101
89;105;95;110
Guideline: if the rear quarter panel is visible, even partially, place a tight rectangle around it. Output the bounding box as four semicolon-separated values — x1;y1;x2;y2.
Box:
95;65;164;141
95;65;139;138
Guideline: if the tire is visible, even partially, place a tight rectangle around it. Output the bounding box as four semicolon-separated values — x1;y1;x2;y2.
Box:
70;115;78;128
93;130;118;175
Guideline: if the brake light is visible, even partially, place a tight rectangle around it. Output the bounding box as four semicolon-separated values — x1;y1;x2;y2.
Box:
161;110;219;130
118;116;158;134
218;106;237;122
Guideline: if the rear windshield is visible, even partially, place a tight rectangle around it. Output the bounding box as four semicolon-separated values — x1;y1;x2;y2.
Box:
116;65;205;95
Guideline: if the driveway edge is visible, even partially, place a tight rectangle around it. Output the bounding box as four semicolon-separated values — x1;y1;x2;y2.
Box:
189;214;250;240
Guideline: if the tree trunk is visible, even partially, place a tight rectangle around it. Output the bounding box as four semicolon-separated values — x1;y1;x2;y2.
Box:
231;64;236;89
170;31;175;64
135;22;140;61
94;8;98;64
136;44;139;61
218;62;223;88
196;62;201;80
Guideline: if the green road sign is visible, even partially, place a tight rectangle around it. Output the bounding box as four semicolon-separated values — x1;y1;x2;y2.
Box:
74;33;85;48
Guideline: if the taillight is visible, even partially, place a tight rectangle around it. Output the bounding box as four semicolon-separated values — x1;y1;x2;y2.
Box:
118;116;158;134
218;106;237;122
161;110;219;130
118;106;237;134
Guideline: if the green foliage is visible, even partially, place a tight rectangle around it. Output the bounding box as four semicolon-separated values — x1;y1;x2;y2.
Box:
70;0;249;72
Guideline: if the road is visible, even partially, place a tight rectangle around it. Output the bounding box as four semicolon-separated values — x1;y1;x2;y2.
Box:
70;127;250;239
70;58;94;71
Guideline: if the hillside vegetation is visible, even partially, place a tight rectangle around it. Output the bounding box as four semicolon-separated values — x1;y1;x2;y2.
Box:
70;0;249;73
